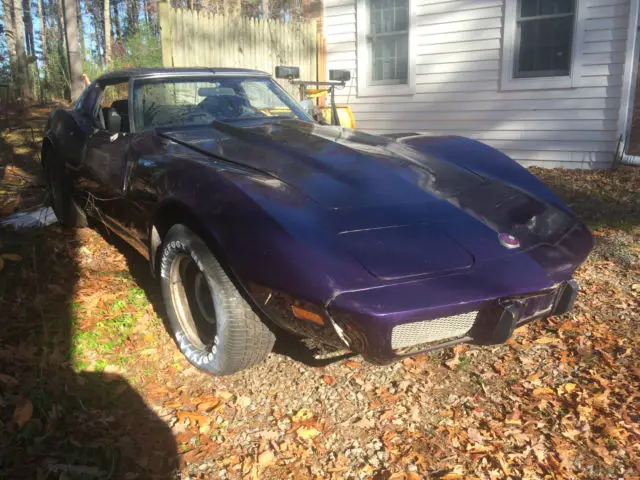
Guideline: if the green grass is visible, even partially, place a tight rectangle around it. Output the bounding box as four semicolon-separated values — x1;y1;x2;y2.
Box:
71;286;150;372
127;286;149;309
456;356;472;371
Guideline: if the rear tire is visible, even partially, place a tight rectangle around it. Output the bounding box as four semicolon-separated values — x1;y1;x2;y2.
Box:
159;224;275;375
44;151;87;228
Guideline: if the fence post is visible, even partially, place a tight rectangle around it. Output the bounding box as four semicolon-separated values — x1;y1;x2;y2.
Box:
158;0;172;67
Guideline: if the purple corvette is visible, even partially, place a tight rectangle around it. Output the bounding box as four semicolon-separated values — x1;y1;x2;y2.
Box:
42;68;594;375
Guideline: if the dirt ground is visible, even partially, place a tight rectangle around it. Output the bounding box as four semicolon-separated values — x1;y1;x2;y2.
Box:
0;108;638;479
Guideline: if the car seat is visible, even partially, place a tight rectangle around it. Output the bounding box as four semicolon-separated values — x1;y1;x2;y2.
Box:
200;94;251;119
110;99;130;132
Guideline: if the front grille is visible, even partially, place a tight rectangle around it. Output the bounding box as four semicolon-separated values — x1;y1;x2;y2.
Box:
391;311;479;349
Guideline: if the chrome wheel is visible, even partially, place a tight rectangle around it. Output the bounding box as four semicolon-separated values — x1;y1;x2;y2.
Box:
169;253;217;349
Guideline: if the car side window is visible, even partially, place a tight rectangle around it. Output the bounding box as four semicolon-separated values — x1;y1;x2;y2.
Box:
95;82;130;133
81;85;101;120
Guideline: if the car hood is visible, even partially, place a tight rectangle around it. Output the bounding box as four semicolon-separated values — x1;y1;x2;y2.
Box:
160;120;580;279
159;119;486;209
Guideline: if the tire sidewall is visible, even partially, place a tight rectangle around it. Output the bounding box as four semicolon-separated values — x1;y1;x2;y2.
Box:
159;225;234;375
44;150;86;227
45;154;69;222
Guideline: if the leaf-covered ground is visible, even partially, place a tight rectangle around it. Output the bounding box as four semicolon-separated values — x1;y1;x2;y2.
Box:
0;110;638;479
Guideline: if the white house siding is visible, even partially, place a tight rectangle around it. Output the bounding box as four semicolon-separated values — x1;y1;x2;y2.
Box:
323;0;632;168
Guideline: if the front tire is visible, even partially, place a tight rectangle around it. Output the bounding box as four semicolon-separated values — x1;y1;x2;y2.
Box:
159;224;275;375
44;151;87;228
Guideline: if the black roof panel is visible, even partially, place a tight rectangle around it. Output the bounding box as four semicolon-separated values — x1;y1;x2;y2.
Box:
96;67;269;83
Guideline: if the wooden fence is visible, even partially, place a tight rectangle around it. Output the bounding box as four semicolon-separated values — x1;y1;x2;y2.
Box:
158;3;319;91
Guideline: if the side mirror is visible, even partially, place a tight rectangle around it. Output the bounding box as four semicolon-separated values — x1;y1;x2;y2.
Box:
329;69;351;82
108;109;121;134
275;66;300;79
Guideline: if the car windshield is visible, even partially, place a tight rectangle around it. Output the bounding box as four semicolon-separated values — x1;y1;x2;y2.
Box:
133;76;311;130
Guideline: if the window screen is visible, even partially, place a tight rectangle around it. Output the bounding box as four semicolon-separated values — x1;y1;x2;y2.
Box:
369;0;409;85
515;0;575;78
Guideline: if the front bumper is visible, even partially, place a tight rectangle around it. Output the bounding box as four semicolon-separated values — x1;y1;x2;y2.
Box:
329;280;579;364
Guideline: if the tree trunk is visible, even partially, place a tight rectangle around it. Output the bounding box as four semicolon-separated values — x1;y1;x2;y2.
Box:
63;0;83;99
126;0;139;35
57;0;67;55
112;0;121;40
261;0;268;19
38;0;48;77
76;0;85;57
104;0;111;63
11;0;31;100
37;0;48;101
1;0;19;89
23;0;35;56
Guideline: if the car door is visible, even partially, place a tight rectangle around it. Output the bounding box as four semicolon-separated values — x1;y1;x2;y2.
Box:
74;80;135;237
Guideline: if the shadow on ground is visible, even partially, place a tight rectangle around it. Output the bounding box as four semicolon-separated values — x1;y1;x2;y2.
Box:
0;106;50;216
531;166;640;231
0;226;177;478
1;109;178;477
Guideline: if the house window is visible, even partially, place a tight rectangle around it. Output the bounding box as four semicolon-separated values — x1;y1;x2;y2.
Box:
501;0;584;90
356;0;415;96
515;0;575;78
369;0;409;85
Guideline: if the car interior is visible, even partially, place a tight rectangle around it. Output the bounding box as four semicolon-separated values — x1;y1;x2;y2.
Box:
100;99;130;134
96;82;130;134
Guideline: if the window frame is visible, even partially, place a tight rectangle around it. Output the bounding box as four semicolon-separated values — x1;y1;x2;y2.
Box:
501;0;586;91
356;0;416;97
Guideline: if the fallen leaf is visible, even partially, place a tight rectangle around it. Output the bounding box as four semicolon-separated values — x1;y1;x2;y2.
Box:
593;389;611;410
176;410;210;426
1;253;22;261
344;360;361;368
217;391;234;401
532;387;555;397
592;442;615;465
562;429;581;440
467;443;493;453
0;373;18;386
492;362;506;375
197;399;221;412
564;383;577;394
440;471;463;480
535;336;560;344
258;450;276;467
467;427;484;444
353;417;375;429
322;375;336;385
292;408;313;423
13;398;33;429
445;353;460;370
297;426;320;440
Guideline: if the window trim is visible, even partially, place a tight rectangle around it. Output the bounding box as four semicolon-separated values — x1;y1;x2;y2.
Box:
356;0;415;97
501;0;586;91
